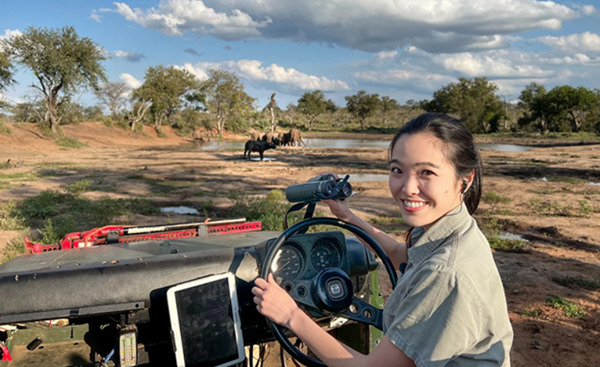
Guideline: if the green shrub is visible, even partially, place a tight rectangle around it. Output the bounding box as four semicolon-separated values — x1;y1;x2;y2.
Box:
488;236;527;252
228;191;302;231
521;308;542;317
546;295;587;318
482;191;510;213
0;237;26;264
266;189;285;202
0;201;25;230
66;179;94;195
56;136;86;148
16;189;160;242
578;200;594;217
0;122;11;134
551;275;600;290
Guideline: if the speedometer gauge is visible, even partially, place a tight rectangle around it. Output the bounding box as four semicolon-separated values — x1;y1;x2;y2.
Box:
272;245;305;279
311;237;341;271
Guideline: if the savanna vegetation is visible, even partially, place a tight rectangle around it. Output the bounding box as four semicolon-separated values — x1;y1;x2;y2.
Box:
1;26;600;142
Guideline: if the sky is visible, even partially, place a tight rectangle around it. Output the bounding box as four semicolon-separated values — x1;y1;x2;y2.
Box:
1;0;599;110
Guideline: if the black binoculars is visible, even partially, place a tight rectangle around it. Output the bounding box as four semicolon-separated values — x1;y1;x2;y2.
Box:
285;174;353;203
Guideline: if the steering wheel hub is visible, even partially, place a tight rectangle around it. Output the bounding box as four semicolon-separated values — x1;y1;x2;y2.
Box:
312;268;354;312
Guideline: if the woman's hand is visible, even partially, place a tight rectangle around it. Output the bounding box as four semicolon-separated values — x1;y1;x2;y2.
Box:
252;273;301;329
322;198;353;222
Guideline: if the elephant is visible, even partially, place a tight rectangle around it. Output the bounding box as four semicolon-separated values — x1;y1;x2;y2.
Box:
261;131;274;143
288;128;305;147
250;131;261;141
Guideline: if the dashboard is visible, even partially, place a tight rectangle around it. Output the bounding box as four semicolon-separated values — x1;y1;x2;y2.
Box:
270;231;378;302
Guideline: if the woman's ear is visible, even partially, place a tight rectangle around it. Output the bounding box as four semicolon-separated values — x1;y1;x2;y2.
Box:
461;170;475;194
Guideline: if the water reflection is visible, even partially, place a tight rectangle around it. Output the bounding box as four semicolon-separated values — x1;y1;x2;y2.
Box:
477;143;533;152
195;138;534;152
348;173;389;182
160;206;200;215
304;138;390;149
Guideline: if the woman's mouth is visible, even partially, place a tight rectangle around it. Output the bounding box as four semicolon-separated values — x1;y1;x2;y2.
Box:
403;200;426;211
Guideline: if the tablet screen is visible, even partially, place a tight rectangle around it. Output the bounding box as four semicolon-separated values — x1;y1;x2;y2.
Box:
167;273;244;367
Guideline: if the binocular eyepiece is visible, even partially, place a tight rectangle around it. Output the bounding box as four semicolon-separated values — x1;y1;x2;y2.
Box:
285;174;352;203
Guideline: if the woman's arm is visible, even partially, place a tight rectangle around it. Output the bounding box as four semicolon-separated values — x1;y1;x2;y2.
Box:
322;198;407;268
252;274;415;367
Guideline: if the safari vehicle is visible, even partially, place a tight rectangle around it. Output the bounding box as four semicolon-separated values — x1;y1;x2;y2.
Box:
0;177;398;367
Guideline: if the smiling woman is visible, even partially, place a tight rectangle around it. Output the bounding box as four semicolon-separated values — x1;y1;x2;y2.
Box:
252;112;513;367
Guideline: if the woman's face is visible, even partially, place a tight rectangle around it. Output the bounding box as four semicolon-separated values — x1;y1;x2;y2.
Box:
389;131;464;228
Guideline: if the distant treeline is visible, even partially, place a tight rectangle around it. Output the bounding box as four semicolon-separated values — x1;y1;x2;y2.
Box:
1;27;599;137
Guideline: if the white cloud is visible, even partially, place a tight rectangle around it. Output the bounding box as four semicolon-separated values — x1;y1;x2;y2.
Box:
580;5;597;16
113;50;145;62
354;69;454;92
538;32;600;54
0;29;22;40
90;11;101;23
374;51;397;62
114;0;271;39
90;8;112;23
441;52;552;78
114;0;582;53
119;73;142;89
181;60;350;92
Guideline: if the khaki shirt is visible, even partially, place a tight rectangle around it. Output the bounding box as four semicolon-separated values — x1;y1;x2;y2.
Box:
383;204;513;366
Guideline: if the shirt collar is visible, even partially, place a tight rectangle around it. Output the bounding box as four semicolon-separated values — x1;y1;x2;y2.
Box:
407;203;470;265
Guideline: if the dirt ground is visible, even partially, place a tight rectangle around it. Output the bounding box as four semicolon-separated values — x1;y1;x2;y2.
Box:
0;122;599;366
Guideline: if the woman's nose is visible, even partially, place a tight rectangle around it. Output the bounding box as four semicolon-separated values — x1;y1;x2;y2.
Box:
402;175;419;195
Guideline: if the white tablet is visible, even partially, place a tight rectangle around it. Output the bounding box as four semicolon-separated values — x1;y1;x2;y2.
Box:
167;273;245;367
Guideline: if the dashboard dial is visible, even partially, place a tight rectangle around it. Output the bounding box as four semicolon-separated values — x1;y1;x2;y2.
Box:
311;237;341;271
272;245;305;279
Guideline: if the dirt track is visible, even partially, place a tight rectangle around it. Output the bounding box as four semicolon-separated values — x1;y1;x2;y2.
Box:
0;122;599;366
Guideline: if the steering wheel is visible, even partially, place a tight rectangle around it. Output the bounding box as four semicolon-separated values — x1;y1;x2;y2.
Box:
260;217;398;367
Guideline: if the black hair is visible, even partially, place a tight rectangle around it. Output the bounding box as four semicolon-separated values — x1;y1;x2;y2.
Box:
389;112;482;215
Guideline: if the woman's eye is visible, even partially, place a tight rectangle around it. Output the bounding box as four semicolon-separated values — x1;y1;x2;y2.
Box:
421;170;435;176
390;167;401;174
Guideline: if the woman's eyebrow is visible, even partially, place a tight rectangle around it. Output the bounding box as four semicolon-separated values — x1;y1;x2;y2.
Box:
389;158;440;169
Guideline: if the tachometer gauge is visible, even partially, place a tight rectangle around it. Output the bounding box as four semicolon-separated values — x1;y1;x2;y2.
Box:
272;245;305;279
311;237;341;271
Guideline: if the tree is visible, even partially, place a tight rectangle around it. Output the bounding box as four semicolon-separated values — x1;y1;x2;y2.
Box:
201;69;255;135
345;90;380;130
297;90;336;132
95;82;129;123
380;96;399;125
266;93;278;133
545;85;599;132
518;84;600;133
133;65;199;132
3;26;107;134
0;52;14;106
518;82;548;131
425;77;505;133
127;101;149;132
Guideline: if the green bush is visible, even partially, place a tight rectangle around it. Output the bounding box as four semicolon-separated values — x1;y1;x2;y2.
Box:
266;189;285;202
482;191;510;213
0;201;25;230
0;122;11;134
551;275;600;290
56;136;86;148
228;191;302;231
488;236;527;252
16;189;160;242
546;295;587;318
66;179;93;195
